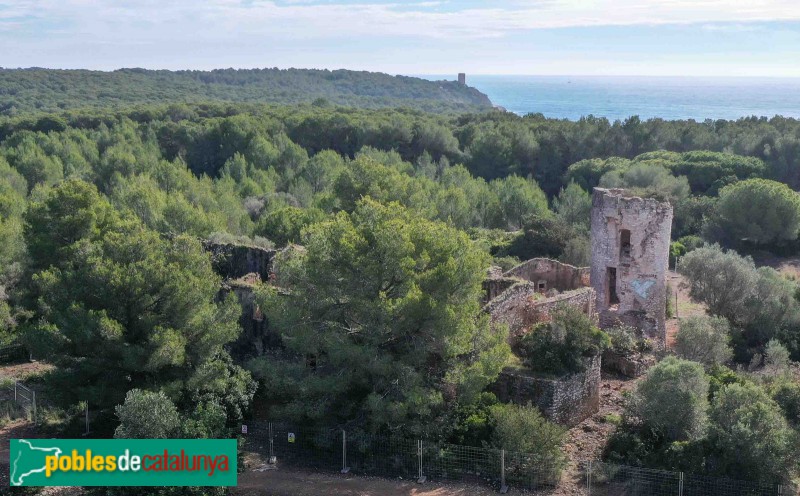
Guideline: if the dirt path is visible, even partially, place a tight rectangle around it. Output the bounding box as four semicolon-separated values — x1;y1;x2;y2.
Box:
551;373;635;496
234;452;499;496
666;270;707;348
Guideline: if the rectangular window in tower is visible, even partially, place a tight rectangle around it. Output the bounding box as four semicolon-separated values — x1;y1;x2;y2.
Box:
607;267;620;305
620;229;632;258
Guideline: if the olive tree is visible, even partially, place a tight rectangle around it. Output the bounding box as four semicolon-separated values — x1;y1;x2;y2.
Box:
674;316;733;367
628;357;709;442
709;383;799;483
115;389;180;439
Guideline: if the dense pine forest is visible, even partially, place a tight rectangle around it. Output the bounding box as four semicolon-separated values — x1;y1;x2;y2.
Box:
0;68;492;115
2;99;800;491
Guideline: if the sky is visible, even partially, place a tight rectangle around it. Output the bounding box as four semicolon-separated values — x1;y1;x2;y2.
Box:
1;0;800;77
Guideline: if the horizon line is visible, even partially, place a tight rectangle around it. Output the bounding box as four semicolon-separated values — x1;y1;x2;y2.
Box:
4;66;800;80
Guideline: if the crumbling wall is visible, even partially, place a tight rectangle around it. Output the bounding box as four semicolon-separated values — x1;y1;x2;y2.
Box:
486;286;596;345
602;350;655;378
483;276;519;303
204;241;276;282
218;274;281;358
484;282;540;337
492;355;601;426
590;188;672;343
503;258;590;292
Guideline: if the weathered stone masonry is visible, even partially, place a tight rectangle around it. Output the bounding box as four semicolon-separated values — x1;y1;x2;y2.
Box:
492;356;601;426
590;188;672;343
204;241;278;357
486;284;595;346
203;240;276;282
503;258;590;292
484;258;599;425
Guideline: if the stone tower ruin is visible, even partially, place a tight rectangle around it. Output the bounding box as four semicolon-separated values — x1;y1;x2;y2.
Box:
590;188;672;343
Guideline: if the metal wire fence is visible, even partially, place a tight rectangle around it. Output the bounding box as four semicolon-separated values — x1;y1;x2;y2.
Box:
247;421;562;491
0;379;38;421
247;422;797;495
584;461;797;496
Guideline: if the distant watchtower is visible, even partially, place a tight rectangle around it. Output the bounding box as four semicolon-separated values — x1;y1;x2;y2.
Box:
590;188;672;343
458;73;466;85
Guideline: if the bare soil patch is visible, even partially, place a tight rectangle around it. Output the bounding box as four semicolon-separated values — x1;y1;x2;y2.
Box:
235;451;499;496
666;270;707;349
552;372;635;496
0;360;54;382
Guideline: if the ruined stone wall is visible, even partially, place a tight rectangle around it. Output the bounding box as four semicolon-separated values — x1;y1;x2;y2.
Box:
503;258;590;292
218;275;281;358
492;355;601;426
483;277;518;303
484;282;540;337
602;350;655;378
590;188;672;343
485;286;596;345
203;241;276;282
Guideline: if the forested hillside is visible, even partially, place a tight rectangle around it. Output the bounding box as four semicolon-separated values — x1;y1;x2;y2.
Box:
3;102;800;488
0;68;492;115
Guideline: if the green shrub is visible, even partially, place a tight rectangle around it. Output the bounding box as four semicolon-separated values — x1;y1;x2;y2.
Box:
706;365;744;400
506;215;575;261
670;241;686;261
708;382;799;483
490;403;565;468
676;235;704;254
517;304;609;375
628;357;709;442
771;379;800;426
493;255;521;272
445;392;498;447
114;389;180;439
666;282;675;319
764;339;791;374
606;325;639;355
674;316;733;367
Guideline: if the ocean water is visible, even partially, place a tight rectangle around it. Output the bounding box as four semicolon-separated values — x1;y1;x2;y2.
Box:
420;75;800;121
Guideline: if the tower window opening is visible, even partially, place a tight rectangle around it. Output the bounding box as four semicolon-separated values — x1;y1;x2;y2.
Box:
620;229;632;258
607;267;620;305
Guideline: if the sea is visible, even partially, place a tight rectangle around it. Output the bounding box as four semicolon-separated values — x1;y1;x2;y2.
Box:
418;75;800;121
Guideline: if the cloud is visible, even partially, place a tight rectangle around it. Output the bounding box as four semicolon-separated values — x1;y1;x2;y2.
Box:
3;0;800;42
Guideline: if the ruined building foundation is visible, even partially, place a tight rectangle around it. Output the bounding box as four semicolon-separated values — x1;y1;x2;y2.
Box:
590;188;672;343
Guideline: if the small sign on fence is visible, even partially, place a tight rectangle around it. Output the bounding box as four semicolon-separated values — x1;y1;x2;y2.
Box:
288;433;295;443
241;425;247;434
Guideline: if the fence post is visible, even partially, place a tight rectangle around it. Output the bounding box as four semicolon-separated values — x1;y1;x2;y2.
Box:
586;460;592;495
268;422;276;464
679;472;684;496
32;390;36;423
340;429;350;474
416;440;426;484
14;381;17;402
499;449;508;494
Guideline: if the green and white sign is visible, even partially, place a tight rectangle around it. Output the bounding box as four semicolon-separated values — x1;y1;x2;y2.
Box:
10;439;237;487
